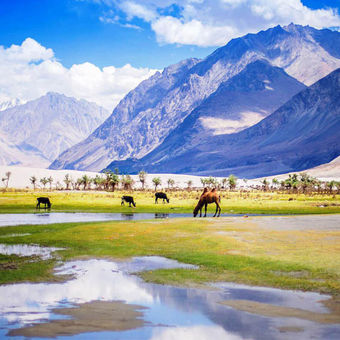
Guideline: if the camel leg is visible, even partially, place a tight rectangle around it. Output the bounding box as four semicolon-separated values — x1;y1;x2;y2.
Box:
213;202;217;217
216;202;221;217
204;203;207;217
199;207;202;217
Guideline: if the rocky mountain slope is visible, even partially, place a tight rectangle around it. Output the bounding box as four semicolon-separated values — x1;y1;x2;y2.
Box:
0;93;109;167
107;68;340;178
0;98;25;112
50;24;340;172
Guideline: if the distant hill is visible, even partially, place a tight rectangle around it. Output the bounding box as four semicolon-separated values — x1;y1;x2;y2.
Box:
50;24;340;172
107;68;340;178
0;92;109;167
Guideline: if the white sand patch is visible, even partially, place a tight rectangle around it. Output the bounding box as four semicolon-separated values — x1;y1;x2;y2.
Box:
200;111;264;135
0;165;255;190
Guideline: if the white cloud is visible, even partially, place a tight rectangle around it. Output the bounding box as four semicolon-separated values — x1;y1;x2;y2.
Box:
152;16;235;47
102;0;340;47
0;39;158;111
120;1;157;21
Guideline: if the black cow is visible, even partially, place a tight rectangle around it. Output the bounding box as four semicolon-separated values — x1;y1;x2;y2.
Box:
121;195;136;207
36;197;52;209
155;192;170;204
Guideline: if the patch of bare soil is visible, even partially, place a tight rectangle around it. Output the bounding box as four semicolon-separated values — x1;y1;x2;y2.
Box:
220;298;340;324
8;300;147;338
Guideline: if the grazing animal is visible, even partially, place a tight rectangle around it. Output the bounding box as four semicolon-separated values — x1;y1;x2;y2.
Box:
121;195;136;207
155;192;170;204
36;197;52;209
193;188;221;217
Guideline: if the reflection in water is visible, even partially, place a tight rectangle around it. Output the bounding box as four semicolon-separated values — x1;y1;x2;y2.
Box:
121;213;134;220
0;243;64;260
0;212;191;227
155;213;169;219
0;257;339;339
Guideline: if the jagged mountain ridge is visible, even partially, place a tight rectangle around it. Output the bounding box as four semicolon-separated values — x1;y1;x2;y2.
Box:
107;68;340;178
50;24;340;171
0;98;25;112
0;92;109;167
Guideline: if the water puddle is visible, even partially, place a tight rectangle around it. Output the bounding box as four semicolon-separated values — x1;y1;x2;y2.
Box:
0;244;64;260
0;257;339;339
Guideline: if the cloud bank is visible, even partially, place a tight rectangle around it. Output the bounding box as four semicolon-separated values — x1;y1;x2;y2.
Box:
100;0;340;47
0;38;158;111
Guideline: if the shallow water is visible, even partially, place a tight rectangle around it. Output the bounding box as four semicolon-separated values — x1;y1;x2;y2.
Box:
0;257;339;339
0;212;262;227
0;212;192;227
0;244;64;260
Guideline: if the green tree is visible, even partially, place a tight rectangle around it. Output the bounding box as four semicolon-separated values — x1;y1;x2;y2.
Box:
121;175;134;190
152;177;161;191
47;176;53;190
207;177;216;187
228;174;237;190
40;177;48;189
30;176;37;190
63;174;72;190
200;178;208;187
138;170;147;190
104;171;119;191
261;178;269;191
335;181;340;194
81;175;91;190
93;175;105;190
76;178;83;190
327;180;336;194
186;180;193;190
272;178;279;187
167;178;175;189
1;171;11;189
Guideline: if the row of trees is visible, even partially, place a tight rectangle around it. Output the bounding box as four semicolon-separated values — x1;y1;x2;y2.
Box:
26;171;240;192
2;170;340;193
28;171;164;191
260;173;340;193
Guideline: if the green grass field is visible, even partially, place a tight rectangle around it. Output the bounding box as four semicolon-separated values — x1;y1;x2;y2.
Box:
0;190;339;297
0;190;339;214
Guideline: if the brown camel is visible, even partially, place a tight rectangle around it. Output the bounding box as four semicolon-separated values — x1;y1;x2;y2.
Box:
193;188;221;217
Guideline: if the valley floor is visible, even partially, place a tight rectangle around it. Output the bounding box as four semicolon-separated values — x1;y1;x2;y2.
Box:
0;213;339;298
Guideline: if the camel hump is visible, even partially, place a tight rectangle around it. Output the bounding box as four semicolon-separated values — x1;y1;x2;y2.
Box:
202;188;208;194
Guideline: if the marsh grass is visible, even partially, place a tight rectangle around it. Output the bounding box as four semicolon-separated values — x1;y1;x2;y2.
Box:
0;217;339;296
0;190;339;214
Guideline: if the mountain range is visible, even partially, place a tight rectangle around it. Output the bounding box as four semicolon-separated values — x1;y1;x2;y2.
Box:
0;93;109;167
50;23;340;175
108;67;340;178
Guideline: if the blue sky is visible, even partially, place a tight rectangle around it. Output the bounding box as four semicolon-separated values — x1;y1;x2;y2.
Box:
0;0;215;69
1;0;339;69
0;0;340;110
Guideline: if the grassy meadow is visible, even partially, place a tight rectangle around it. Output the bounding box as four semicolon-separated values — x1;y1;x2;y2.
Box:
0;190;339;297
0;189;340;214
